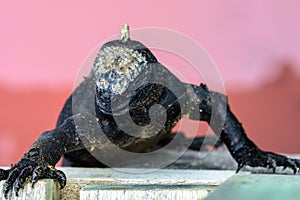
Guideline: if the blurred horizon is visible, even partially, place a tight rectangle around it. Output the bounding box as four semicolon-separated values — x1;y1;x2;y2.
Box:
1;1;300;90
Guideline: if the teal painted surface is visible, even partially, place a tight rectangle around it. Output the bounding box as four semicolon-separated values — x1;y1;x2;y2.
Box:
205;174;300;200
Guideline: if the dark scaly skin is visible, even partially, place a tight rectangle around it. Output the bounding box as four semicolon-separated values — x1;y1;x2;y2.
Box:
1;36;300;198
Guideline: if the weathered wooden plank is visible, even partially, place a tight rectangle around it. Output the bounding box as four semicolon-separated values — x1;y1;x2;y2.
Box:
60;168;237;200
80;185;214;200
0;179;59;200
205;174;300;200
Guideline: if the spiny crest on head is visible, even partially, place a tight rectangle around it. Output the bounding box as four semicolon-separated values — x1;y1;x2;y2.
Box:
120;23;130;42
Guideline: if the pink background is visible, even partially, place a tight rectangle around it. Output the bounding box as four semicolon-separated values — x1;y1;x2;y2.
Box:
0;1;299;165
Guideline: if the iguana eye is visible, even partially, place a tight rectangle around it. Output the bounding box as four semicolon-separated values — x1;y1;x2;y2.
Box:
109;71;116;81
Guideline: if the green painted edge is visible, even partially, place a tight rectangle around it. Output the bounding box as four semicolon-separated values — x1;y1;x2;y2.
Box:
205;174;300;200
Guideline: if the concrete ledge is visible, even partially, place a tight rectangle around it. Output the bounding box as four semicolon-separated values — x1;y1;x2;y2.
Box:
1;152;299;199
5;167;299;200
0;168;236;200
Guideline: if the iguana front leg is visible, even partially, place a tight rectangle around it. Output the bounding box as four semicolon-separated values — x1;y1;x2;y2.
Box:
185;83;300;173
0;112;98;198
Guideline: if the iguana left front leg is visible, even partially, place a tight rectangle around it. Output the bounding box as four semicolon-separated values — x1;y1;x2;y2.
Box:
185;83;300;173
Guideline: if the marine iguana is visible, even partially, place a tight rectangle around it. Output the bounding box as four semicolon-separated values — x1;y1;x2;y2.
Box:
1;24;299;198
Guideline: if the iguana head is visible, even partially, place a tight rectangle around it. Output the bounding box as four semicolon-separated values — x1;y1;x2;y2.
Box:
93;24;158;114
